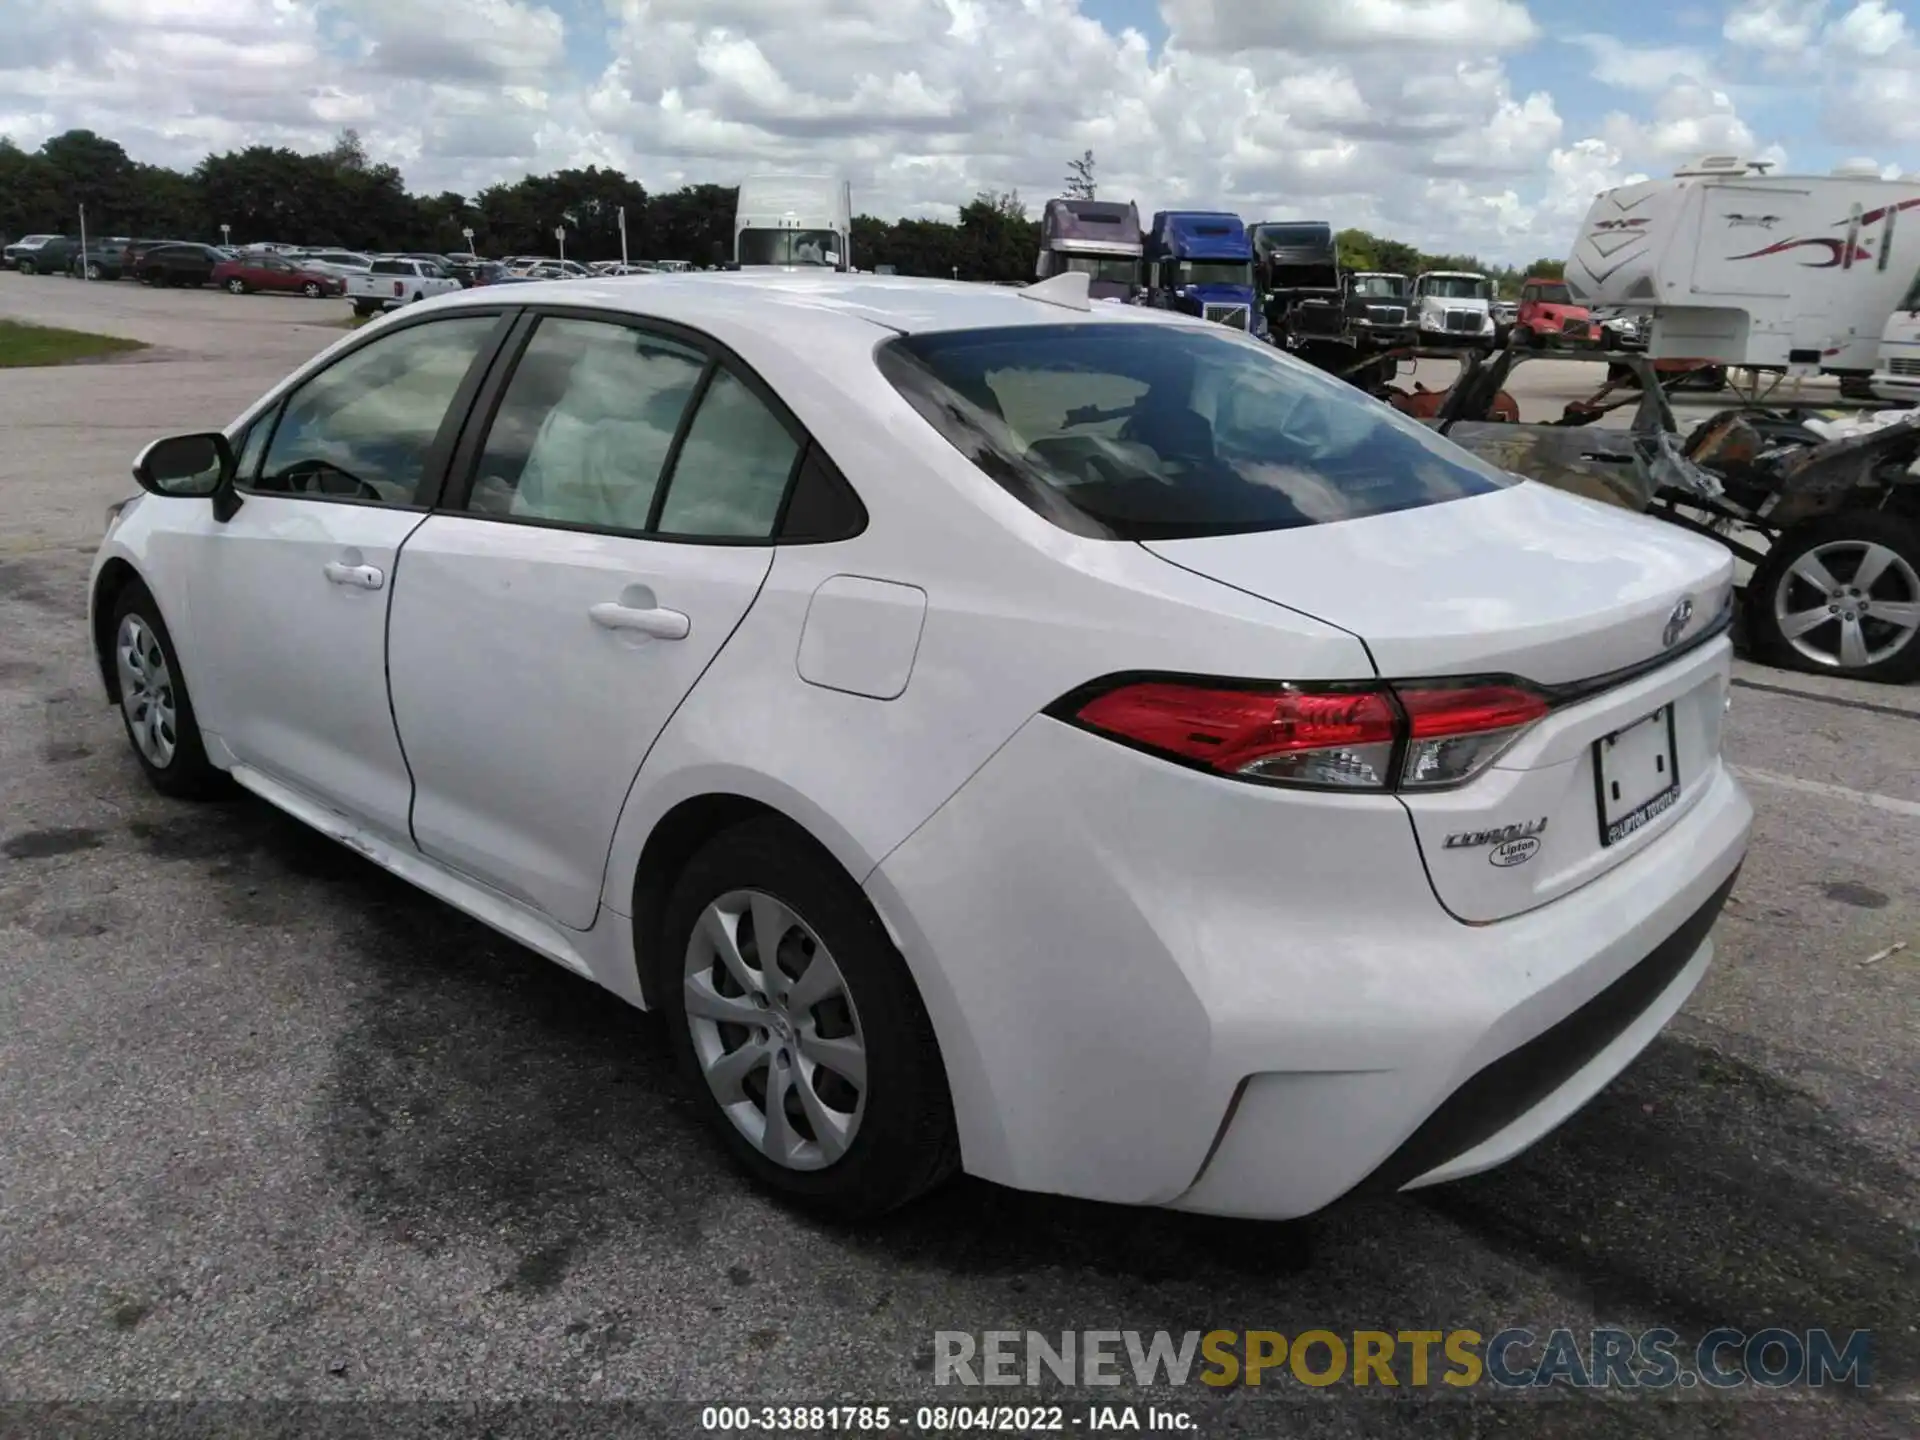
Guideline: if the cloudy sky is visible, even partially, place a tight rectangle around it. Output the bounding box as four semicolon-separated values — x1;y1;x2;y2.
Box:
3;0;1914;260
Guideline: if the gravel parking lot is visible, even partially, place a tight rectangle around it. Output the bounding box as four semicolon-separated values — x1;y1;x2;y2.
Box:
1;273;1915;1436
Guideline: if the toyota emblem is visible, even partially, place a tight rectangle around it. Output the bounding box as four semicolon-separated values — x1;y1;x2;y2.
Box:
1662;596;1695;649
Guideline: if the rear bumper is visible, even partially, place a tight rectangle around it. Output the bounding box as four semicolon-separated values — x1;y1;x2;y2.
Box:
868;717;1752;1218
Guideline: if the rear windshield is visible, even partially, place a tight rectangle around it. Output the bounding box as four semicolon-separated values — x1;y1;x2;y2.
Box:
876;322;1512;541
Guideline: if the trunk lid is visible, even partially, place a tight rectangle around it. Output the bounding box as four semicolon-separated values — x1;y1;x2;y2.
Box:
1144;484;1737;921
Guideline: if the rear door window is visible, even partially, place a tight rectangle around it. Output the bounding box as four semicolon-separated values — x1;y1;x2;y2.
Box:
876;322;1512;540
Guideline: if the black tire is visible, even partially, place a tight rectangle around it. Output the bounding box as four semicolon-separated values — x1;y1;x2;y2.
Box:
351;299;378;317
107;580;226;798
300;281;320;298
17;259;35;276
85;263;103;281
226;277;247;294
1748;512;1920;684
660;816;958;1221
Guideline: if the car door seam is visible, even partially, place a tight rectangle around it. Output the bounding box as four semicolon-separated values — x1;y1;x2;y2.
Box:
593;551;781;910
386;511;441;850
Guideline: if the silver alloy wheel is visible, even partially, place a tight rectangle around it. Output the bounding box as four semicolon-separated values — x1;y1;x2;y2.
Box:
115;613;178;768
227;277;245;293
1773;538;1920;671
683;888;867;1171
86;263;102;280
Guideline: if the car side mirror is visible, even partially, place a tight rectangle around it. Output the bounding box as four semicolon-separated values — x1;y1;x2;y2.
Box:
132;432;244;520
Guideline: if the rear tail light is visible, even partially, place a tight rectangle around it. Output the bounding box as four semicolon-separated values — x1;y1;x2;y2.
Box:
1059;677;1552;792
1075;682;1398;788
1396;684;1550;788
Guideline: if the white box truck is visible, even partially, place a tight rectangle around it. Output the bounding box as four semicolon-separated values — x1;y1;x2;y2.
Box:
734;175;853;271
1567;156;1920;389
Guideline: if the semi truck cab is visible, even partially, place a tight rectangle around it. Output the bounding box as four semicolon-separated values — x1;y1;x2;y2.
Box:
1144;211;1262;333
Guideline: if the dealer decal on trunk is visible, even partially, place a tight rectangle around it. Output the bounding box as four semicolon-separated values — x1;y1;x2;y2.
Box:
1443;817;1549;863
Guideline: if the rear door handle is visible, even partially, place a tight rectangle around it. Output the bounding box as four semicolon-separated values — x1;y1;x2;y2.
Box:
589;601;690;640
322;561;385;590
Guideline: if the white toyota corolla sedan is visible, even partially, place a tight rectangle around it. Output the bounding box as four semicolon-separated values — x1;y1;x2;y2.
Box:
90;271;1751;1221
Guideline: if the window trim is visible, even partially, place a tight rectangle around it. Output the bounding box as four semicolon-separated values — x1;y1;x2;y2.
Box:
437;303;852;548
240;307;518;512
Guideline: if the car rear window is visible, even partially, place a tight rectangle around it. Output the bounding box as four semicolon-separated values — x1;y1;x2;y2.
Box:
874;322;1513;540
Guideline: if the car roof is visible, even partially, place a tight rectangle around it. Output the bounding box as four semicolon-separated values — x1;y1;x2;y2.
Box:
421;271;1195;340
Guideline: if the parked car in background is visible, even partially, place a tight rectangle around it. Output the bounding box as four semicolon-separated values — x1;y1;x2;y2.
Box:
293;250;374;277
70;238;134;280
343;256;462;314
10;235;80;274
213;252;346;298
139;243;230;288
509;257;592;280
441;254;486;286
468;261;537;288
121;238;183;277
4;235;61;271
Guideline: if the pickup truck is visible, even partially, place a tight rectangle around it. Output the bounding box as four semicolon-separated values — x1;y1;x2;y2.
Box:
344;257;462;315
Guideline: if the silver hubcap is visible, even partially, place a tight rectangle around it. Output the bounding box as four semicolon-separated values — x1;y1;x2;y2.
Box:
116;614;178;767
683;889;866;1171
1774;540;1920;671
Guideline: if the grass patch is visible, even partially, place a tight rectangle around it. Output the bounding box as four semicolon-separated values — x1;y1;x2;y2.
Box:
0;319;147;368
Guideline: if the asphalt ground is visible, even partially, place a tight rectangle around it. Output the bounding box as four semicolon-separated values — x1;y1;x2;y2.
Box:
0;272;1915;1438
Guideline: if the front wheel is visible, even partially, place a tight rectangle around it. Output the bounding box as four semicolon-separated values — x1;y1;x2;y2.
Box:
109;581;225;798
17;260;35;276
85;263;104;280
226;277;247;294
661;817;958;1221
302;281;322;298
1749;513;1920;683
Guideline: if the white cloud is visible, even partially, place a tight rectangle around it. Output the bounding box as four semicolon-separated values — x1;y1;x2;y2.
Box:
1724;0;1831;54
1162;0;1539;54
0;0;1892;264
1827;0;1908;55
1574;34;1718;91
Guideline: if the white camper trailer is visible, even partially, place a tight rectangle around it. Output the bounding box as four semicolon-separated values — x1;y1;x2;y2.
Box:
734;174;853;272
1567;157;1920;385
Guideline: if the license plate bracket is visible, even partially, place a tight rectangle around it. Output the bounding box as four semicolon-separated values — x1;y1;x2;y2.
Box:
1595;704;1680;847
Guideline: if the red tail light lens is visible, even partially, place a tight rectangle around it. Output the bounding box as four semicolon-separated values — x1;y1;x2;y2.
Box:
1062;678;1552;791
1395;684;1550;788
1073;682;1399;788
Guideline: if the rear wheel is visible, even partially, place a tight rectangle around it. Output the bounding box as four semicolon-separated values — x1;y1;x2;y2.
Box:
109;581;225;798
85;262;104;280
1749;513;1920;683
660;817;958;1220
226;277;247;294
301;281;322;298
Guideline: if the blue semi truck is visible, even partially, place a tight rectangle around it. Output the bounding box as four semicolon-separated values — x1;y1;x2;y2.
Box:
1142;211;1263;334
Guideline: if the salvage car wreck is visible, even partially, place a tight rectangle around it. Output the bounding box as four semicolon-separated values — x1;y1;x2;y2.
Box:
1421;349;1920;684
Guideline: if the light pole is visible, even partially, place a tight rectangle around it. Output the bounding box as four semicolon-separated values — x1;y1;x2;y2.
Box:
220;222;231;251
78;202;89;280
554;225;566;265
617;206;628;267
461;225;474;258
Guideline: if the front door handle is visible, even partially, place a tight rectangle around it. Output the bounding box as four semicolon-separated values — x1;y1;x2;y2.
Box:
323;561;385;590
589;601;690;640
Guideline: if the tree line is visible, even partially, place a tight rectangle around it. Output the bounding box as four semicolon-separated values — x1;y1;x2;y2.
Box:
1;128;1559;288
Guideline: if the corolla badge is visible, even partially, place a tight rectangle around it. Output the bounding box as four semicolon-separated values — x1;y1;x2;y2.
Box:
1663;596;1695;649
1489;837;1541;868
